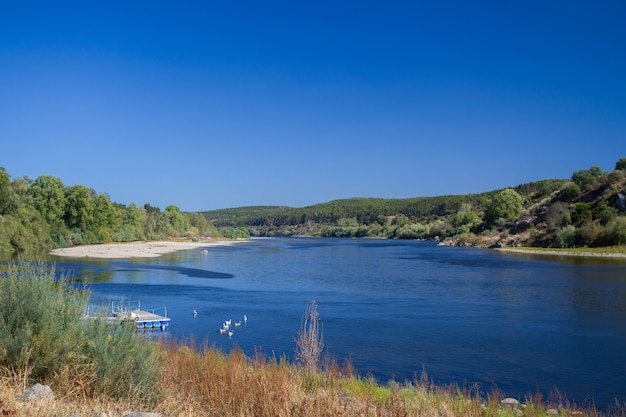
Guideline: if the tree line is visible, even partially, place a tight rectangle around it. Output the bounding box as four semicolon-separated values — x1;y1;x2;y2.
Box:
0;169;222;257
205;158;626;248
2;157;625;257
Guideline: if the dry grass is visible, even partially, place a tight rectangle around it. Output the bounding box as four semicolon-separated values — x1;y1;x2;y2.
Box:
1;341;625;417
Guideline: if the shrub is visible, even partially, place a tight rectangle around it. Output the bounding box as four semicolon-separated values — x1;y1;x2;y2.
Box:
0;262;160;402
555;226;577;248
606;218;626;246
558;183;581;202
484;188;523;227
570;202;592;224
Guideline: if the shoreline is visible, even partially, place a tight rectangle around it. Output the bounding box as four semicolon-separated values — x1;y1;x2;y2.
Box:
495;247;626;258
49;239;246;259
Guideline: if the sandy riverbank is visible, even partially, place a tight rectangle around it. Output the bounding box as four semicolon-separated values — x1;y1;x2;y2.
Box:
49;239;245;259
495;247;626;258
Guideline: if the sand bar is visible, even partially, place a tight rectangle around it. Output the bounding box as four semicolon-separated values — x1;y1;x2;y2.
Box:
496;248;626;258
49;240;245;259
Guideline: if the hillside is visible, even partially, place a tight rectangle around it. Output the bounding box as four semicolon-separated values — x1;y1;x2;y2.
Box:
1;158;625;258
204;159;626;249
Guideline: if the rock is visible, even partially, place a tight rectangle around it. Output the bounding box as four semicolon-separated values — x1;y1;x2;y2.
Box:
547;409;559;415
500;397;519;406
18;383;54;401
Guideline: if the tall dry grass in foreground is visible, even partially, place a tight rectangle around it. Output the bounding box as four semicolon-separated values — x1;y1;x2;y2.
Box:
2;340;625;417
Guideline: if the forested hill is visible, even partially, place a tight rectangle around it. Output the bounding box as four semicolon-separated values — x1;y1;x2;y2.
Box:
1;158;625;257
204;158;626;249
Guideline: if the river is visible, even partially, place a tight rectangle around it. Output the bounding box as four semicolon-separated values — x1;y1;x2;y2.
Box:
48;237;626;408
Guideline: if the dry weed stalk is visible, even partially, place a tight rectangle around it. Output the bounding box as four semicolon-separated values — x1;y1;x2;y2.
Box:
294;300;324;374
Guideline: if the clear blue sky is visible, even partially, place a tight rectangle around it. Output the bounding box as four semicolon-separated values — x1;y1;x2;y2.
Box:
1;1;625;211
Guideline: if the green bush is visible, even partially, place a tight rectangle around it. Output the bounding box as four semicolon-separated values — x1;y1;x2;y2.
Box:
555;226;577;248
0;262;160;401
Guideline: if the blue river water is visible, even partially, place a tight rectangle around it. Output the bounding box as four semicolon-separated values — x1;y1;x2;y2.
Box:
50;237;626;408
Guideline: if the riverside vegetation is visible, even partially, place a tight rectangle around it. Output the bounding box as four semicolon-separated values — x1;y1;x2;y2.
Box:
2;263;625;417
1;157;626;258
1;159;626;415
203;157;626;251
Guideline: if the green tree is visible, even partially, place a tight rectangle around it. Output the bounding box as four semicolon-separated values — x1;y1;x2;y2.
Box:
64;185;94;231
28;175;66;226
570;202;592;224
92;194;121;240
0;168;11;215
122;202;147;240
558;183;580;202
572;166;604;190
616;157;626;171
484;188;523;227
1;177;52;255
594;202;617;225
452;203;480;233
163;205;188;235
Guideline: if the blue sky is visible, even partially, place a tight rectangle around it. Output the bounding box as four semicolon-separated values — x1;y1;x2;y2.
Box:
1;1;625;211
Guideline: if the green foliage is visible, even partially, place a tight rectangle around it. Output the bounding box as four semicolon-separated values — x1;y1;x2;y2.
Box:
452;203;480;234
162;205;188;236
608;169;624;183
616;157;626;171
0;263;87;379
1;160;624;256
572;166;605;191
555;226;577;248
570;202;592;224
557;183;580;202
0;262;160;400
594;202;618;225
28;175;66;226
606;217;626;246
0;168;14;215
484;188;524;227
222;227;250;239
64;185;94;231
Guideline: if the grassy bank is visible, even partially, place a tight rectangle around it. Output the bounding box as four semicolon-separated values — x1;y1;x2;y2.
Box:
496;246;626;258
1;263;624;416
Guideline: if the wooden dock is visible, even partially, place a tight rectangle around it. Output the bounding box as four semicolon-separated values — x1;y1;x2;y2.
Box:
111;300;171;330
127;309;171;330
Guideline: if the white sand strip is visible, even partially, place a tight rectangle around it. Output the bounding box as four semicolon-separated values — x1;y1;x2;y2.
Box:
49;240;245;259
495;248;626;258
